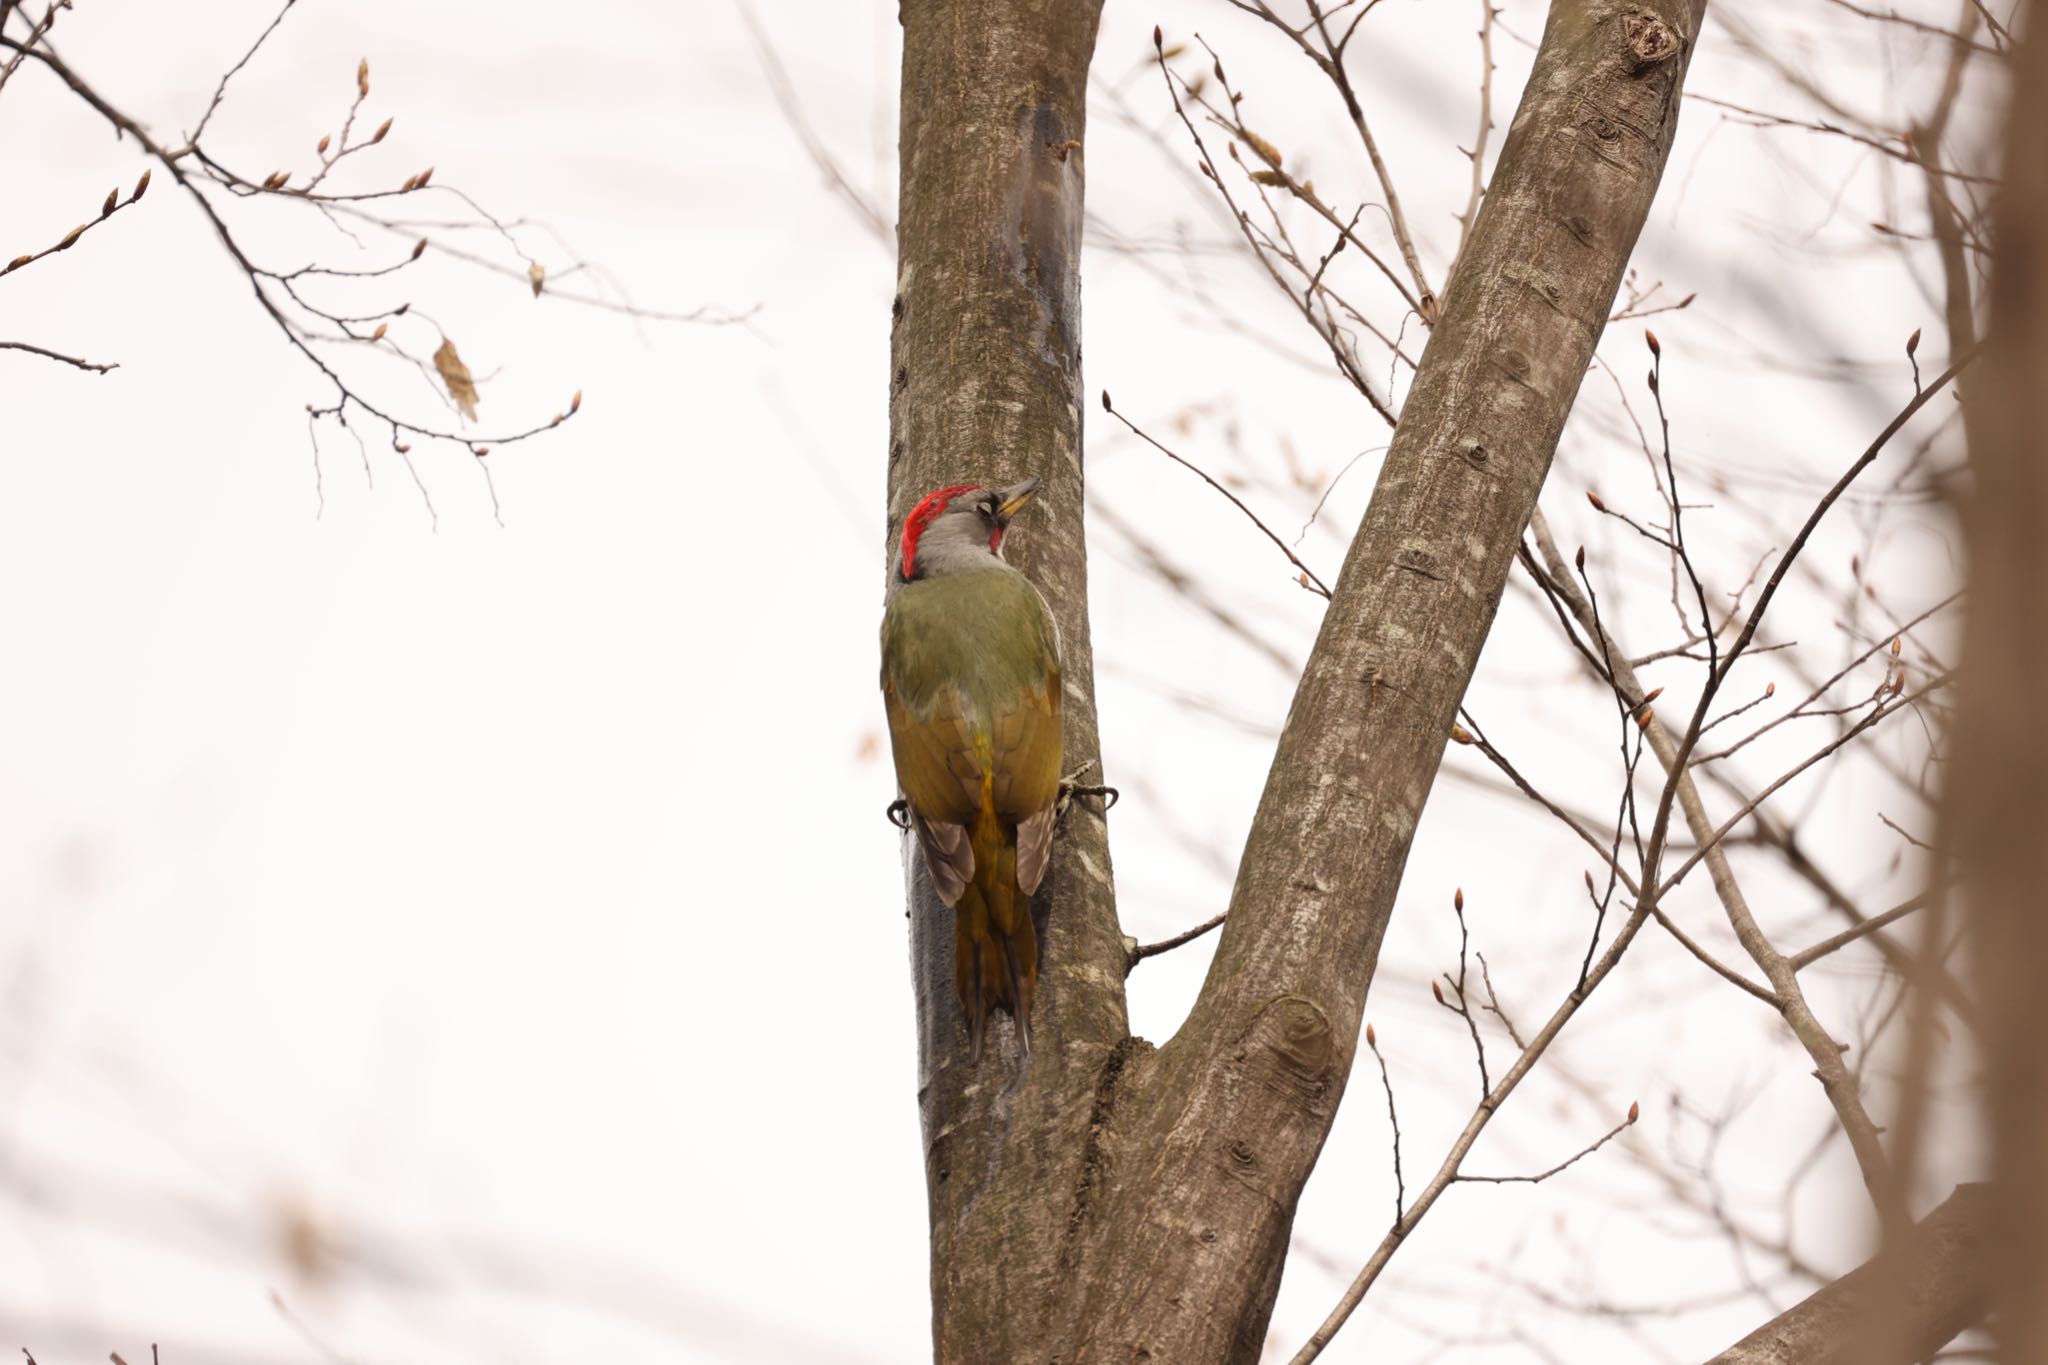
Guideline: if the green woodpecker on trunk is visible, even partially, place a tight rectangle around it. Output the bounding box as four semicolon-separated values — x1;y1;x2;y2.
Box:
881;478;1063;1061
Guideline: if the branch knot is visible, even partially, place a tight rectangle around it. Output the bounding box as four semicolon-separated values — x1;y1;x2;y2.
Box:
1622;12;1679;74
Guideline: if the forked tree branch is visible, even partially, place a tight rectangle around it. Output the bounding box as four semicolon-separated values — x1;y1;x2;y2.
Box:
1526;511;1906;1235
1056;4;1710;1356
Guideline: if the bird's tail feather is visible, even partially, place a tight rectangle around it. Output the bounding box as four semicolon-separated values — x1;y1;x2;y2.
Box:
957;811;1038;1061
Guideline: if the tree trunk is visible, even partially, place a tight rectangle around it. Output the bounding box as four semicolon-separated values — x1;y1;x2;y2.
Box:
1945;9;2048;1358
887;3;1127;1361
886;2;1707;1359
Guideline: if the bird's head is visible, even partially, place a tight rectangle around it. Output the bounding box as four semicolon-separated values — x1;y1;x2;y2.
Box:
896;477;1041;581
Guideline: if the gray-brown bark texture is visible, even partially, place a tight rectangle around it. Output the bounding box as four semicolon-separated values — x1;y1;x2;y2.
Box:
1946;11;2048;1359
1704;1185;1992;1365
885;2;1706;1360
887;3;1126;1361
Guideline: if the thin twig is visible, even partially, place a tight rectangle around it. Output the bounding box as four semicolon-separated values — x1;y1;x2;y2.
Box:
1126;912;1227;972
1791;892;1931;970
1101;391;1333;597
1457;1107;1636;1184
1289;903;1659;1364
1648;905;1780;1006
0;339;118;372
1449;0;1496;277
1365;1023;1405;1224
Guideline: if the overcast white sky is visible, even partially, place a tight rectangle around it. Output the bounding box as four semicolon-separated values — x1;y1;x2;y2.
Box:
0;0;1994;1360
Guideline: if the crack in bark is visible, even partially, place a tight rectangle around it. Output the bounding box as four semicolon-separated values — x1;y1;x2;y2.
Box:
1059;1036;1146;1270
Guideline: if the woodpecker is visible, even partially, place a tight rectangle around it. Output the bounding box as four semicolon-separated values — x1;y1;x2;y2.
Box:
881;477;1063;1061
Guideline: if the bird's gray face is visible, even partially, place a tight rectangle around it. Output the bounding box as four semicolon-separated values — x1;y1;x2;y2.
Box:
899;477;1042;579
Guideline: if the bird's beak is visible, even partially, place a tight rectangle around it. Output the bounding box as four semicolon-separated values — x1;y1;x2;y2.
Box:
994;477;1042;519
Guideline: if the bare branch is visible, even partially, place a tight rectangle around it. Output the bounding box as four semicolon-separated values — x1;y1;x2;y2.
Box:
0;339;117;373
1706;1185;1991;1364
1457;1105;1636;1185
1125;913;1227;973
1790;892;1932;971
1100;391;1334;597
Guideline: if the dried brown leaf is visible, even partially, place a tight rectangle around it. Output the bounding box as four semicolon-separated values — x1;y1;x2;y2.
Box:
433;337;480;421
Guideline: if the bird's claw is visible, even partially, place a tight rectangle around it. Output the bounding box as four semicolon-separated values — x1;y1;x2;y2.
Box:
886;798;912;830
1056;762;1119;817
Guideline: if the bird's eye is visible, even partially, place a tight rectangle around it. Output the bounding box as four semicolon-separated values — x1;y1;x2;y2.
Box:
979;499;996;517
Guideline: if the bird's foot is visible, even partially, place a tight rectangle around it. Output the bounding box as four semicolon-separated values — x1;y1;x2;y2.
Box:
1056;762;1119;818
885;798;912;830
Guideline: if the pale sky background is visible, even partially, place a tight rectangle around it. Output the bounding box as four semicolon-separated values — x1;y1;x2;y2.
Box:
0;1;1994;1361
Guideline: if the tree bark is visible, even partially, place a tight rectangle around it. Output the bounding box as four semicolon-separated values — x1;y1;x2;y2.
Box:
886;3;1126;1361
1944;9;2048;1358
887;2;1707;1359
1703;1185;1992;1365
